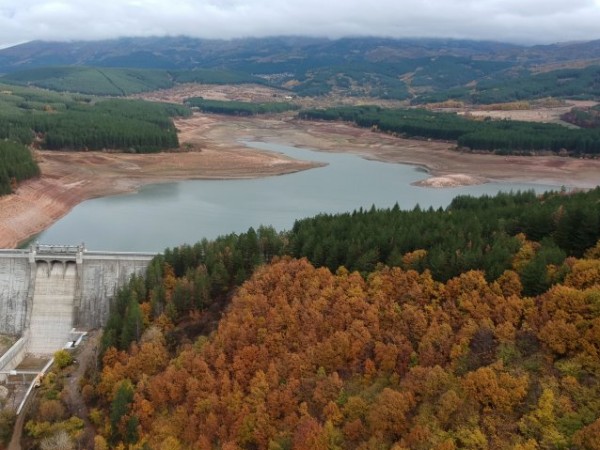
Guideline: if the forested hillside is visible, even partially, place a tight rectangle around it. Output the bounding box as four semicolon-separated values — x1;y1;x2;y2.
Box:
415;65;600;104
0;84;191;197
0;140;39;195
1;67;264;96
24;189;600;449
2;37;600;103
91;254;600;449
0;84;190;153
299;106;600;155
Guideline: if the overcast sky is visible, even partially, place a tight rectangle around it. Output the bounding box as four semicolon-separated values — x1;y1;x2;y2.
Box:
1;0;600;49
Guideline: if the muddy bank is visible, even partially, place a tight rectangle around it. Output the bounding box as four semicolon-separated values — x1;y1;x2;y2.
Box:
413;174;488;188
1;112;598;249
178;114;599;189
0;145;321;249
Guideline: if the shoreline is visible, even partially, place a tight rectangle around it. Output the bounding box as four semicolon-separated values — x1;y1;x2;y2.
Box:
0;145;321;249
1;113;598;249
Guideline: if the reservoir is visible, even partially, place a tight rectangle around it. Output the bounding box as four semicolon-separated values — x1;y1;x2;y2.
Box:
34;142;558;252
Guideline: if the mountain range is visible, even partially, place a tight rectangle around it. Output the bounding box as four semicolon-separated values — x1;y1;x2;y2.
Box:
1;36;599;102
1;36;600;73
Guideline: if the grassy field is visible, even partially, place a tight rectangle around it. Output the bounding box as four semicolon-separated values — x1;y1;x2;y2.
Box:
1;67;264;96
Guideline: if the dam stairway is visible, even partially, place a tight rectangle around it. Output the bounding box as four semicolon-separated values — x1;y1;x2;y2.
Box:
27;261;77;355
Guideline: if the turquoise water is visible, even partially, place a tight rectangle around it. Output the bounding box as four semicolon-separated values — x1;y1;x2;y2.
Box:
34;141;558;251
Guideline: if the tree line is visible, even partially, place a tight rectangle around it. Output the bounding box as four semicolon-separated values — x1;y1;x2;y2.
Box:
415;65;600;104
0;140;39;195
0;85;192;196
561;104;600;129
99;188;600;359
184;97;299;116
21;189;600;448
1;66;265;96
0;98;190;153
299;105;600;155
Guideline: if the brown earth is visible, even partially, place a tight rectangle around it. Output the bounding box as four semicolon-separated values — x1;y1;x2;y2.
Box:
462;100;598;125
179;113;599;187
0;133;320;249
1;108;599;249
131;82;408;109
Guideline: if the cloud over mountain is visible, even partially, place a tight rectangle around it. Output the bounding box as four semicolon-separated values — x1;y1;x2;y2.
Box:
1;0;600;48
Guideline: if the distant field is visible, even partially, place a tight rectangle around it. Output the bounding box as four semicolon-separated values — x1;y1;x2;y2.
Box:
1;67;265;96
300;105;600;155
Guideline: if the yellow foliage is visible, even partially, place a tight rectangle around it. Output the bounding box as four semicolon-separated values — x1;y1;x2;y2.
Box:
94;434;109;450
158;436;182;450
455;426;488;449
462;367;528;413
402;249;427;269
512;239;539;272
564;259;600;289
584;240;600;259
512;439;539;450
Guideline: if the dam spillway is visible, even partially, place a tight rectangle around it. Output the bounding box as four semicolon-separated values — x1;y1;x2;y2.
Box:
28;260;78;354
0;244;156;355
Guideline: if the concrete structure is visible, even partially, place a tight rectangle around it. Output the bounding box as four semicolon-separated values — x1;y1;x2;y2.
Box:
0;338;27;382
0;244;155;355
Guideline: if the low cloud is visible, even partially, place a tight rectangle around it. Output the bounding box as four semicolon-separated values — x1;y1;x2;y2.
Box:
1;0;599;48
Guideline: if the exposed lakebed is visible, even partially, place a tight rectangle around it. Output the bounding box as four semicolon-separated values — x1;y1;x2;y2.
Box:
33;142;558;252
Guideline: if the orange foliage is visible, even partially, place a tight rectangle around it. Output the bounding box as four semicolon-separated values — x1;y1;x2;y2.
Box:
95;253;600;449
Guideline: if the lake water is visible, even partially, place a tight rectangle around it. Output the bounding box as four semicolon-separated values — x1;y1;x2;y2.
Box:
33;142;558;252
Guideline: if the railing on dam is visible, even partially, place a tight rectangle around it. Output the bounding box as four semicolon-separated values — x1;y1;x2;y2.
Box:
0;245;158;261
35;243;84;254
85;251;158;260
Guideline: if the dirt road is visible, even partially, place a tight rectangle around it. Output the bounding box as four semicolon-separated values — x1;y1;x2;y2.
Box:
63;331;100;449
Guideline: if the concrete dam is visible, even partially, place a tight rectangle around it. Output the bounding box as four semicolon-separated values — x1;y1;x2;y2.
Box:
0;244;155;355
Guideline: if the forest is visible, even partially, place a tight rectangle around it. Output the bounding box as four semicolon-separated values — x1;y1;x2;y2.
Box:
0;84;191;197
3;59;599;105
299;106;600;155
561;104;600;129
0;59;506;101
0;140;39;195
37;100;189;152
20;189;600;449
1;67;264;96
184;98;299;116
414;65;600;105
0;85;190;153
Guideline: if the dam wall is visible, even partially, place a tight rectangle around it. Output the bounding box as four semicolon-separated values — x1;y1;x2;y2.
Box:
0;246;156;349
0;250;33;335
0;337;27;382
78;251;155;329
28;260;79;354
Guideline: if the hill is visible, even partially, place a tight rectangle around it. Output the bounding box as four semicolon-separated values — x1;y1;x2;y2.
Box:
24;189;600;449
2;37;600;102
1;66;264;96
